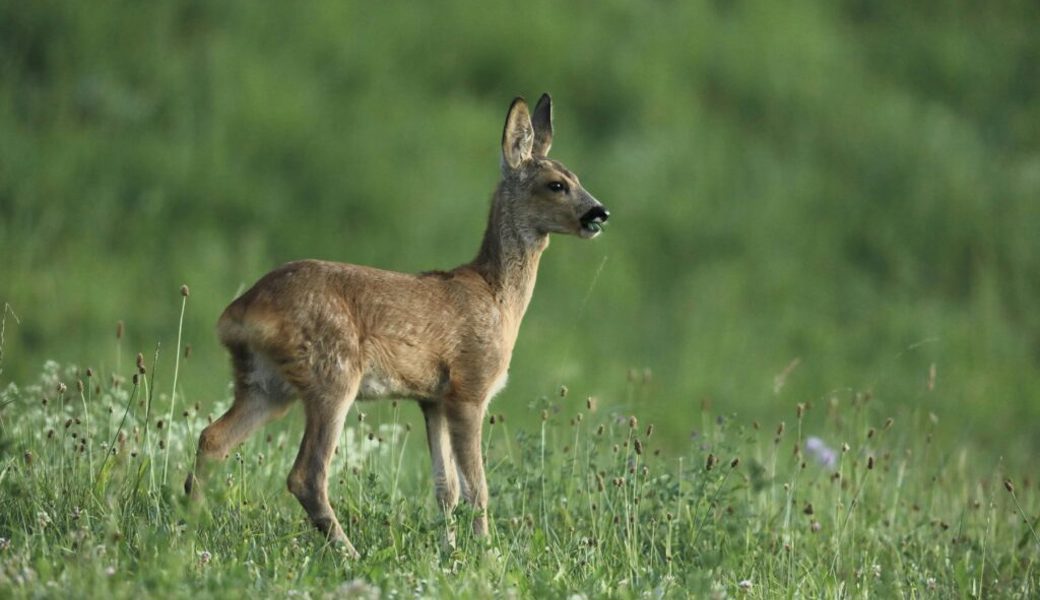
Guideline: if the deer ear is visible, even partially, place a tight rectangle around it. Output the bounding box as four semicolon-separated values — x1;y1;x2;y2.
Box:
501;97;533;171
531;93;553;157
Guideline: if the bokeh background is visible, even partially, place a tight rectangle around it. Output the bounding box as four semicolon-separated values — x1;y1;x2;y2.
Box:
2;1;1038;459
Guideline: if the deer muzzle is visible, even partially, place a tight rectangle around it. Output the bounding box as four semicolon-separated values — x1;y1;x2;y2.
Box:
579;205;610;237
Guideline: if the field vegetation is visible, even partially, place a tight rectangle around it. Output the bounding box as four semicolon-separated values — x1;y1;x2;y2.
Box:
1;0;1038;596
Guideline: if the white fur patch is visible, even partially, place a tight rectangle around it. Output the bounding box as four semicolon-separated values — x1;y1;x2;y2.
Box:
485;371;509;404
358;367;400;399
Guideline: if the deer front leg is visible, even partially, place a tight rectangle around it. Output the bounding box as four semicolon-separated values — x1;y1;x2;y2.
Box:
447;401;489;537
287;381;358;557
421;402;461;548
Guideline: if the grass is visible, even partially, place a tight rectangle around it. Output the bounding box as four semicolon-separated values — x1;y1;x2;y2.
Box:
2;3;1039;595
1;324;1037;597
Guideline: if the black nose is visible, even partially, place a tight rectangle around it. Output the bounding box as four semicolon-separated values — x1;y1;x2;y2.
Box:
581;206;609;224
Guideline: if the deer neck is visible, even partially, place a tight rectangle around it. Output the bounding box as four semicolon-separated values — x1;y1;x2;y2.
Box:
470;188;548;323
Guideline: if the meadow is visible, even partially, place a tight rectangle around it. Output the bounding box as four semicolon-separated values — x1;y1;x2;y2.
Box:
2;0;1039;597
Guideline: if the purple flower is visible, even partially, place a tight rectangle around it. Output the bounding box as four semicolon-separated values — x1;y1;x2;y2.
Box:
805;436;837;469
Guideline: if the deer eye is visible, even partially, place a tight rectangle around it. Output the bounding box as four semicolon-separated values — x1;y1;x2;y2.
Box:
547;181;567;193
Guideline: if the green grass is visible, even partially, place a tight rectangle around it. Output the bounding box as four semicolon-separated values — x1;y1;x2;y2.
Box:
2;1;1039;596
1;349;1037;597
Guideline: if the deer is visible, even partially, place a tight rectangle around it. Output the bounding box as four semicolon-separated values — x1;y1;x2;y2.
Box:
184;93;609;557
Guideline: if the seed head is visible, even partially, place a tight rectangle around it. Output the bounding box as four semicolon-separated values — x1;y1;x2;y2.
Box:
489;414;497;425
633;439;643;455
116;321;124;339
645;424;654;438
24;451;33;466
867;455;875;470
628;415;638;429
705;453;717;471
57;382;67;395
867;427;876;439
730;457;740;469
586;396;595;411
776;422;785;436
796;403;805;418
559;385;568;398
76;380;84;393
883;417;894;431
180;284;190;297
86;367;94;378
541;410;548;422
803;502;814;515
1003;479;1014;494
184;344;192;359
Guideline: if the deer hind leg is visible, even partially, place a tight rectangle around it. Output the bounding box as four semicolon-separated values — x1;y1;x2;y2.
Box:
421;401;461;547
447;401;489;537
185;348;294;497
286;373;360;556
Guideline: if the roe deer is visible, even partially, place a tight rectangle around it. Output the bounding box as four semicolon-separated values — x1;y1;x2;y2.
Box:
184;93;608;556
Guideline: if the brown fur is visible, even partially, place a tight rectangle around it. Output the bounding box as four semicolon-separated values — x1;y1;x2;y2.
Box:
185;93;607;556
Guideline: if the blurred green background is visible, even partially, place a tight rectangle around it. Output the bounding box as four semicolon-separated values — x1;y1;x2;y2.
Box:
2;1;1038;457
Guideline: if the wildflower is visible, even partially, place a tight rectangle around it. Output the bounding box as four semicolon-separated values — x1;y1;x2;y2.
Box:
926;577;936;590
0;537;9;551
327;578;381;600
804;436;837;469
199;550;212;566
738;579;753;591
180;284;190;297
37;511;52;529
104;566;116;577
628;415;638;429
811;520;821;532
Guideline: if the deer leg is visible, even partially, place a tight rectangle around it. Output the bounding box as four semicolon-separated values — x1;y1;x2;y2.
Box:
421;401;461;548
185;353;294;498
447;401;489;537
286;378;359;556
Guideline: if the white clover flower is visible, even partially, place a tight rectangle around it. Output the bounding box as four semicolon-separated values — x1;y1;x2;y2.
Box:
738;579;753;591
325;579;380;600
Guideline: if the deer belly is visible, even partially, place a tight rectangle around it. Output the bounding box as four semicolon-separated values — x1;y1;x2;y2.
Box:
357;367;406;400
